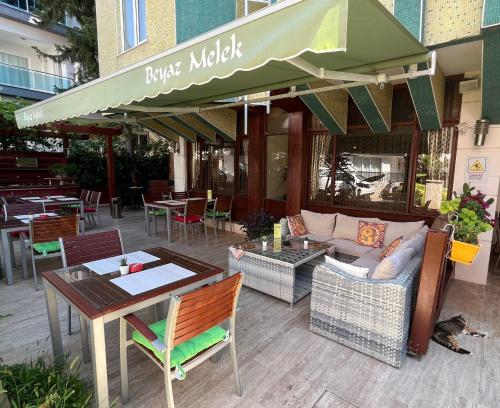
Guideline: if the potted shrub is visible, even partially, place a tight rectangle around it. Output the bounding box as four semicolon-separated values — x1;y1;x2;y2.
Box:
240;209;275;240
440;183;494;265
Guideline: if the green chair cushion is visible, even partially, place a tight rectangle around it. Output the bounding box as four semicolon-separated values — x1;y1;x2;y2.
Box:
32;241;60;255
149;209;167;216
132;320;227;368
206;210;229;218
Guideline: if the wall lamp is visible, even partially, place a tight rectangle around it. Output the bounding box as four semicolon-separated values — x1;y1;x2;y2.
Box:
456;119;491;146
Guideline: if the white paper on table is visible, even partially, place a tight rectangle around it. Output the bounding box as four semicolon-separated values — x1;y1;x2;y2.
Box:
29;199;53;203
154;200;184;205
47;195;66;199
83;251;160;275
56;197;79;202
14;213;58;220
20;196;41;200
110;263;196;295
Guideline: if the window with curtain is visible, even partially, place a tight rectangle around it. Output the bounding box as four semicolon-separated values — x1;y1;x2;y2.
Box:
122;0;147;51
414;126;455;211
0;51;30;89
238;136;249;194
333;127;413;211
193;142;235;194
309;132;333;202
265;108;289;200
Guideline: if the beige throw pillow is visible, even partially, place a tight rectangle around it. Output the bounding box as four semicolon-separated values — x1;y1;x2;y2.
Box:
370;248;414;280
332;213;380;241
300;210;336;237
383;220;425;246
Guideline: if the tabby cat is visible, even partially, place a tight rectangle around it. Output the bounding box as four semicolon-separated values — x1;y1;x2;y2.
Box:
432;315;487;355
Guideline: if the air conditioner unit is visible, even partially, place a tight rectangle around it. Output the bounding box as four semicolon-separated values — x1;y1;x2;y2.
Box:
459;78;480;94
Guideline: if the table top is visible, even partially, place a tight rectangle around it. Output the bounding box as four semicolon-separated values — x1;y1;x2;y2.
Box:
42;247;223;320
0;217;26;230
232;239;331;267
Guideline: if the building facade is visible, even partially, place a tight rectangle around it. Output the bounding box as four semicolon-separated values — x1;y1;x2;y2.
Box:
0;0;75;101
85;1;500;286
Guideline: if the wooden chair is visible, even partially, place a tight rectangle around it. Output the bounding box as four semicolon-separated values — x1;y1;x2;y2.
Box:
206;195;234;239
142;193;168;235
172;198;208;245
25;214;80;290
60;230;124;360
119;273;244;407
3;202;45;278
171;191;189;200
84;191;102;225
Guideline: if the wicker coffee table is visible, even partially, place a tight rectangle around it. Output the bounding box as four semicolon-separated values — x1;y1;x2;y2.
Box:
228;240;331;307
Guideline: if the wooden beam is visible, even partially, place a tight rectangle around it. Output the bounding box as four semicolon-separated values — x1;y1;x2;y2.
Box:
52;124;123;136
106;135;116;201
247;110;266;213
286;111;307;215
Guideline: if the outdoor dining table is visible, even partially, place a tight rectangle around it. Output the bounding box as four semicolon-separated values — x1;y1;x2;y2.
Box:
144;198;215;242
42;247;224;408
0;218;30;285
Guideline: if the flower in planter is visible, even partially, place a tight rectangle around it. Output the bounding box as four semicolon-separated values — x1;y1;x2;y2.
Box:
240;210;275;240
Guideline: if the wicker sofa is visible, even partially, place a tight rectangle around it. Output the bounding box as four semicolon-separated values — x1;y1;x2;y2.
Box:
310;254;422;368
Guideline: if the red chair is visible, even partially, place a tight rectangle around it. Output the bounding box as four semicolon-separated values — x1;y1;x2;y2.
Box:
172;198;207;245
60;230;124;361
83;191;102;225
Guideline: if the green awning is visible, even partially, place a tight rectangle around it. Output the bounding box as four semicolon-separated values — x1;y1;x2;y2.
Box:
15;0;429;130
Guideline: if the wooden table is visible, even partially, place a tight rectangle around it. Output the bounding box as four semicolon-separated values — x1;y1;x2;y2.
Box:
0;218;29;285
143;199;215;242
42;247;224;408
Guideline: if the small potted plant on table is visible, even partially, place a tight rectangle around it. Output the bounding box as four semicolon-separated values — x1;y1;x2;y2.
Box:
119;257;129;275
440;183;494;265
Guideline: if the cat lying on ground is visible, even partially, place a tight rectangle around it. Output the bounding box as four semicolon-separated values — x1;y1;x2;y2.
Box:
432;315;487;355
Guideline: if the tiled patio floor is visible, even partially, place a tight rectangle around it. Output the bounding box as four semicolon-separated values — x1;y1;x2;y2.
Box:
1;208;499;408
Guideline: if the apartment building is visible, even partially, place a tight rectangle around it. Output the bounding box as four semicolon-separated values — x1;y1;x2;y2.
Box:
0;0;75;101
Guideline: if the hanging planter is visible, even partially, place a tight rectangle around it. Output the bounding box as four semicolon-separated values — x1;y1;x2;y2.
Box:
449;239;480;265
440;183;494;266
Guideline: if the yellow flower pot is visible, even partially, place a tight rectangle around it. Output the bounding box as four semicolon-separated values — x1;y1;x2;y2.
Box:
449;240;480;265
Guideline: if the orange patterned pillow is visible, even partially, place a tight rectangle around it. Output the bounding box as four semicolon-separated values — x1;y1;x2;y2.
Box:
287;214;308;236
380;236;403;259
356;221;386;248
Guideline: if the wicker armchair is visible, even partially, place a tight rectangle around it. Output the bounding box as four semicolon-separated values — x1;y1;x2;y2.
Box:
310;255;422;368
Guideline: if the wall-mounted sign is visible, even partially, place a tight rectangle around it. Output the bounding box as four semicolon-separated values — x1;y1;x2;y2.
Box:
16;157;38;168
465;157;487;184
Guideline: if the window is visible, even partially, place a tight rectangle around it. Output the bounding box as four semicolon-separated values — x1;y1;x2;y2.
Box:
192;141;235;194
121;0;147;51
237;136;249;194
266;108;289;200
414;126;455;211
309;132;333;202
333;127;413;212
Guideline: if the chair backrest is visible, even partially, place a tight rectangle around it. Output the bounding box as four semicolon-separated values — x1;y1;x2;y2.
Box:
185;198;207;217
162;192;172;200
80;189;90;202
60;229;124;267
172;191;189;200
167;273;243;348
142;192;164;205
214;195;233;213
3;202;45;220
89;191;102;205
30;214;80;244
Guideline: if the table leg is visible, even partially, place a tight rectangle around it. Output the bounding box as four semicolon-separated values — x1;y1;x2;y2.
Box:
167;207;172;243
145;205;150;236
45;283;64;363
79;201;85;234
90;316;110;408
1;229;14;286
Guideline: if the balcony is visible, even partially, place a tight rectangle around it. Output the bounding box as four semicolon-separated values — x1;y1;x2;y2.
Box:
0;62;74;95
0;0;36;14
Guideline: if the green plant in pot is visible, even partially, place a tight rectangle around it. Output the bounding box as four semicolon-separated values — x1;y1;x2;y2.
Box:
440;183;494;265
240;210;274;240
50;163;77;178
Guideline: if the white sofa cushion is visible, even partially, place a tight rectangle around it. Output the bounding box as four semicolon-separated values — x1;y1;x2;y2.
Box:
352;248;384;274
370;248;414;280
325;255;369;278
331;238;374;258
383;220;425;246
301;210;336;237
333;213;380;241
303;233;335;243
398;225;429;256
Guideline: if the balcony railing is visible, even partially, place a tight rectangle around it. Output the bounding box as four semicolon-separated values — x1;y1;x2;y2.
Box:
0;62;74;94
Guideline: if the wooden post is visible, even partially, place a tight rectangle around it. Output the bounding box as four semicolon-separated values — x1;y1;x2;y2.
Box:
247;109;266;214
62;132;69;161
106;135;116;203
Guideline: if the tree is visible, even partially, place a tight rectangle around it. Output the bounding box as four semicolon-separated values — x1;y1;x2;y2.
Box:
33;0;99;86
0;99;60;151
